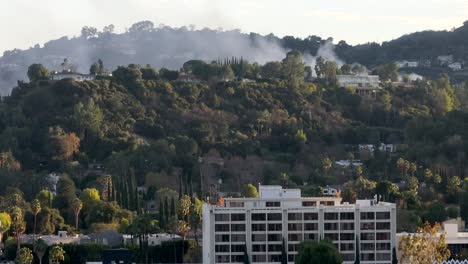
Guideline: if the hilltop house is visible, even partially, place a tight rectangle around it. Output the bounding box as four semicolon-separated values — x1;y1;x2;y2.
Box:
50;70;95;81
336;75;381;96
448;62;463;71
437;55;454;66
395;61;419;68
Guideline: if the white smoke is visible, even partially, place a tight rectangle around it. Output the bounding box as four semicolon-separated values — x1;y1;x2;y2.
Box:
303;41;345;77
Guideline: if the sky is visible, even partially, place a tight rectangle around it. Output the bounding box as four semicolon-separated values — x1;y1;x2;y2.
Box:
1;0;468;54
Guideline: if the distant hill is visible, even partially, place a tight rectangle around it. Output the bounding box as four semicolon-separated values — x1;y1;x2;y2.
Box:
1;20;467;94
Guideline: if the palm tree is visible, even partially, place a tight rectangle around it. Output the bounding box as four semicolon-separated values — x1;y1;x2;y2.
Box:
10;206;26;258
71;198;82;230
31;199;41;249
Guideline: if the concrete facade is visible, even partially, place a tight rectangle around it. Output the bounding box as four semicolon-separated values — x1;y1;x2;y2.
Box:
203;185;397;264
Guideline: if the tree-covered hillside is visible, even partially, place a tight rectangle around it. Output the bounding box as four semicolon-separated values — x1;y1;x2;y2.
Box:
1;51;468;243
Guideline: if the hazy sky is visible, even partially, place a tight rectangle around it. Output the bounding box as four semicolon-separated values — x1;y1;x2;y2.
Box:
1;0;467;54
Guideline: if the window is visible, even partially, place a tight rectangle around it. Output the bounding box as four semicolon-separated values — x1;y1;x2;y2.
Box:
340;222;354;230
376;212;390;219
231;224;245;232
376;232;390;241
324;212;338;220
361;233;375;241
302;201;316;207
231;255;243;262
288;213;302;221
215;255;230;263
268;255;282;262
324;223;338;230
268;234;281;241
288;244;300;252
251;213;266;221
215;234;229;242
376;243;391;250
304;223;318;231
231;244;245;252
361;253;375;261
252;224;266;232
252;234;266;241
266;201;281;207
320;201;335;206
268;213;282;221
324;233;338;241
288;223;302;231
304;233;318;240
360;222;375;230
229;202;244;207
304;213;318;220
231;213;245;221
340;212;355;220
231;234;245;242
215;224;229;232
342;254;355;261
376;253;391;261
268;223;282;231
215;245;229;252
215;214;229;222
252;255;266;262
252;244;266;252
340;233;354;241
340;243;354;251
268;244;282;252
376;222;391;230
361;243;375;250
361;212;375;220
288;233;303;241
288;255;296;262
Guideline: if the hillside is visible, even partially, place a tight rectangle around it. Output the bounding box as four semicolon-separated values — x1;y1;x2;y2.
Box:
1;20;468;94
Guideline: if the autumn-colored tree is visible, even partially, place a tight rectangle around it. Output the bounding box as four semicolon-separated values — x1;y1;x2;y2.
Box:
48;126;80;161
0;212;11;253
0;151;21;171
242;184;259;198
177;195;192;221
398;222;450;263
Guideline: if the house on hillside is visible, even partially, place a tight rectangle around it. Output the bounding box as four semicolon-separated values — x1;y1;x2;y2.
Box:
437;55;454;66
395;61;419;68
177;72;202;83
448;62;463;71
336;74;381;96
50;70;95;81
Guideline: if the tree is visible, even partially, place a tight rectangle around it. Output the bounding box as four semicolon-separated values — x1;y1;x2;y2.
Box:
243;243;250;264
281;238;287;264
49;245;66;264
340;64;352;75
0;212;11;254
80;188;100;208
129;21;154;32
189;198;202;244
242;184;259;198
27;64;49;83
372;63;398;82
36;190;53;208
354;236;360;264
295;240;342;264
81;26;98;38
48;126;80;161
398;222;450;263
17;247;33;264
261;61;282;79
282;50;305;88
35;239;48;264
55;175;77;212
31;199;41;247
322;157;333;174
10;206;26;258
177;195;191;221
425;202;447;224
71;198;83;229
221;65;235;81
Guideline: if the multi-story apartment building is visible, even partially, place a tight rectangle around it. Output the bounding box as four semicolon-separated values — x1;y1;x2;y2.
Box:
203;185;396;264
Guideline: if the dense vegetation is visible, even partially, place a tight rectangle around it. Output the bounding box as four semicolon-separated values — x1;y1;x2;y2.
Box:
1;48;468;261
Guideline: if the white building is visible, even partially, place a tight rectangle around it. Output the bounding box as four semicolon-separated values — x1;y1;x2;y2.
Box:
337;75;381;96
123;233;181;246
438;55;454;66
50;70;95;81
396;61;419;68
448;62;463;71
203;185;397;264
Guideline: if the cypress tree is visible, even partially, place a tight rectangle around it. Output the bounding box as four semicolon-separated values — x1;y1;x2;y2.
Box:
171;196;176;217
159;200;165;228
354;236;360;264
392;247;398;264
164;197;170;224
